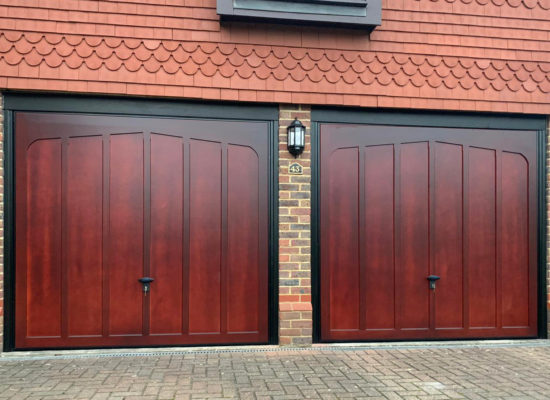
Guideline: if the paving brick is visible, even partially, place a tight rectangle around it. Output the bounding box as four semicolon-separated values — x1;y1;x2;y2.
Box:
2;344;549;399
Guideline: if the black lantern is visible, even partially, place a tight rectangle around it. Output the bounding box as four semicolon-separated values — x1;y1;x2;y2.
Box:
287;118;306;158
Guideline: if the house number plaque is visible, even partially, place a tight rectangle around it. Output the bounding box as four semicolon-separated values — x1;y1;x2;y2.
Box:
289;162;303;175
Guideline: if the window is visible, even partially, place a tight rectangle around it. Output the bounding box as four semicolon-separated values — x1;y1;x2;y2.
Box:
217;0;380;29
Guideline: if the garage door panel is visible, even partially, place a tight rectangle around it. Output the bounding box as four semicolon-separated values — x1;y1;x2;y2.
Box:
434;142;463;330
364;145;395;330
398;142;430;330
325;147;360;331
16;112;271;349
468;147;497;329
227;145;261;333
109;133;144;336
501;152;529;328
320;123;538;341
189;139;222;334
149;134;184;335
67;136;103;337
26;139;62;338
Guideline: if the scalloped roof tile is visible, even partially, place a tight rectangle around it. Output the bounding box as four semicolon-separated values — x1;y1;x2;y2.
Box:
1;32;549;98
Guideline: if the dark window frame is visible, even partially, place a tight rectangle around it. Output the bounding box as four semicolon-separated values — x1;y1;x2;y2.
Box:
217;0;381;29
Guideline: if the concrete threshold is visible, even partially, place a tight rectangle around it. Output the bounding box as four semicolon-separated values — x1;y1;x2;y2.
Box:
1;339;549;361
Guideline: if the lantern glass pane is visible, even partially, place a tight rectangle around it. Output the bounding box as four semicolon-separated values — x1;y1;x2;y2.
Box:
299;127;305;146
288;128;295;146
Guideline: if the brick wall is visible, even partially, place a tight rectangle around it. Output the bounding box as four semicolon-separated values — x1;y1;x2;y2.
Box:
278;105;312;346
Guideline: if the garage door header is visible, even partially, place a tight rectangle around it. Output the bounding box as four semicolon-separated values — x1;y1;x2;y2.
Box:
311;108;547;131
4;93;279;122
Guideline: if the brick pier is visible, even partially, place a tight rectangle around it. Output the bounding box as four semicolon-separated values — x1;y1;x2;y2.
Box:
278;105;313;346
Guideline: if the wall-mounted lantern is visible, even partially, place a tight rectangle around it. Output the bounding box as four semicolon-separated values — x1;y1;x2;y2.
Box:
287;118;306;158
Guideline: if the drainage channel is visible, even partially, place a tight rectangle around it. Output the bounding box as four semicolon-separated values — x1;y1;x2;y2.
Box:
2;340;549;362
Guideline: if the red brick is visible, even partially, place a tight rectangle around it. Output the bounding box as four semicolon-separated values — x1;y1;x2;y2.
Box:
280;328;301;337
280;295;300;302
292;302;312;311
279;336;291;345
279;303;293;311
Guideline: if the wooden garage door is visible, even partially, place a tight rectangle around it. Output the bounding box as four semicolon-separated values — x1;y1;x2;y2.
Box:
320;123;538;341
15;112;269;349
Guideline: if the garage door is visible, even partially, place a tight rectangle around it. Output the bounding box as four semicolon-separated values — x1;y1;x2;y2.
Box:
319;123;538;341
15;112;269;349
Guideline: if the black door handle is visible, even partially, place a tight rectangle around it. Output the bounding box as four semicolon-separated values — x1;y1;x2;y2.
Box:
427;275;440;290
138;277;154;294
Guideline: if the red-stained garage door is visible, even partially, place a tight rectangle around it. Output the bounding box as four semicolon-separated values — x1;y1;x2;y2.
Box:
15;112;269;349
320;123;538;341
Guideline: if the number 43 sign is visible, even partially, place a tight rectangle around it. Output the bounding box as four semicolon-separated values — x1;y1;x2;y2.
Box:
288;162;303;175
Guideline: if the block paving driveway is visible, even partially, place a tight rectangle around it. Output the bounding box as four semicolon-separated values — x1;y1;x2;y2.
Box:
1;341;550;399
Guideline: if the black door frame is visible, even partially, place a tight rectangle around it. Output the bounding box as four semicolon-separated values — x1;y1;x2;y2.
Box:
2;92;280;351
311;107;548;343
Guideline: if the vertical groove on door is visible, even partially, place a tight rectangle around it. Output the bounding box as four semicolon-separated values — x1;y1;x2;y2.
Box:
143;132;151;336
61;138;69;340
67;136;103;337
528;147;538;333
399;142;430;330
359;146;367;331
501;152;530;327
221;144;228;334
327;147;360;331
227;144;262;334
428;141;436;331
364;145;395;330
462;146;470;330
109;134;144;336
434;142;464;331
149;133;184;335
393;144;401;331
102;134;110;338
25;139;62;338
188;140;222;334
468;147;497;328
182;139;190;335
496;151;503;329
